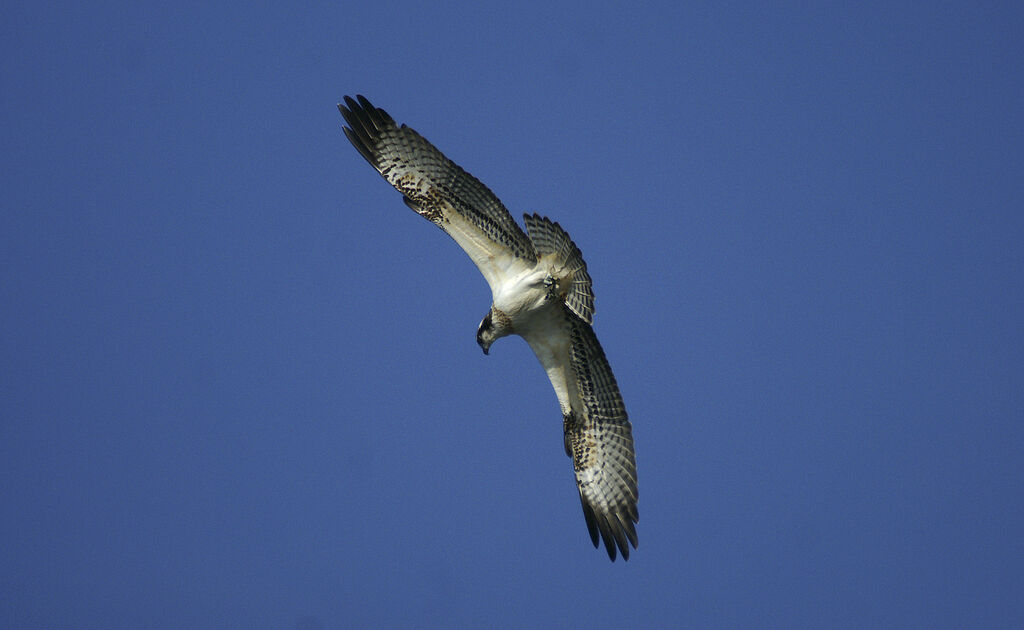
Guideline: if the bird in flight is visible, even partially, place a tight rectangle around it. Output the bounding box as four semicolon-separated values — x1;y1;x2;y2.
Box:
338;95;638;561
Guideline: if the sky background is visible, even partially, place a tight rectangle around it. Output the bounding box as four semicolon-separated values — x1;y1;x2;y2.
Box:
2;1;1023;628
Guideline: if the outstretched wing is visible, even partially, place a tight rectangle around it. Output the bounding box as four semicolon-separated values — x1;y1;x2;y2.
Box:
339;95;536;289
564;312;638;561
524;308;639;561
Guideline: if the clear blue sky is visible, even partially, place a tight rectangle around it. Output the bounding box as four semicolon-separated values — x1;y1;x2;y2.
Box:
3;1;1023;628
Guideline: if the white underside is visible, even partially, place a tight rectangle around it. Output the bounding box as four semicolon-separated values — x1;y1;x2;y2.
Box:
495;263;580;418
438;207;581;418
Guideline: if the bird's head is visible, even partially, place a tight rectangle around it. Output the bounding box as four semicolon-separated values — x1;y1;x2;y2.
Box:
476;310;496;355
476;308;513;355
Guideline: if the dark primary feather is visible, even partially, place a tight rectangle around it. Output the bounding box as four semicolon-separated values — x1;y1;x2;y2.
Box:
338;95;537;260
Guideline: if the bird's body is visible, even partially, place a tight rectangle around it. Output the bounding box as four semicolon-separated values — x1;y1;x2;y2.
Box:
338;95;638;560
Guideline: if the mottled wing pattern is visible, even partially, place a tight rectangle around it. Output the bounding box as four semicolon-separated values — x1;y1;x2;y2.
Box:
339;95;537;264
523;214;595;324
565;309;638;560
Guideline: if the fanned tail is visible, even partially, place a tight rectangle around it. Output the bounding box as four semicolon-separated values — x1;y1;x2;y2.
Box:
523;214;595;324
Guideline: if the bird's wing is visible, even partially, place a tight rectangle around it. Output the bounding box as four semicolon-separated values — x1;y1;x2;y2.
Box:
339;95;537;290
565;313;638;561
525;308;638;561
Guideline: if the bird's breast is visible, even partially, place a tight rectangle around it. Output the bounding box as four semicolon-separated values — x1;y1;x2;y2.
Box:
492;268;551;323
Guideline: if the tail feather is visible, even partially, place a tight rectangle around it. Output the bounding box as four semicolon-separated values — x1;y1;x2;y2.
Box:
523;214;595;324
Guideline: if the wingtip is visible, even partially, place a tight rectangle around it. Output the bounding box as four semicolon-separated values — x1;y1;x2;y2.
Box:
579;490;600;548
579;491;639;562
596;514;619;561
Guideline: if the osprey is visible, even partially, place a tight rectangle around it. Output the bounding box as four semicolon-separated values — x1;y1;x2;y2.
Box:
338;95;638;561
